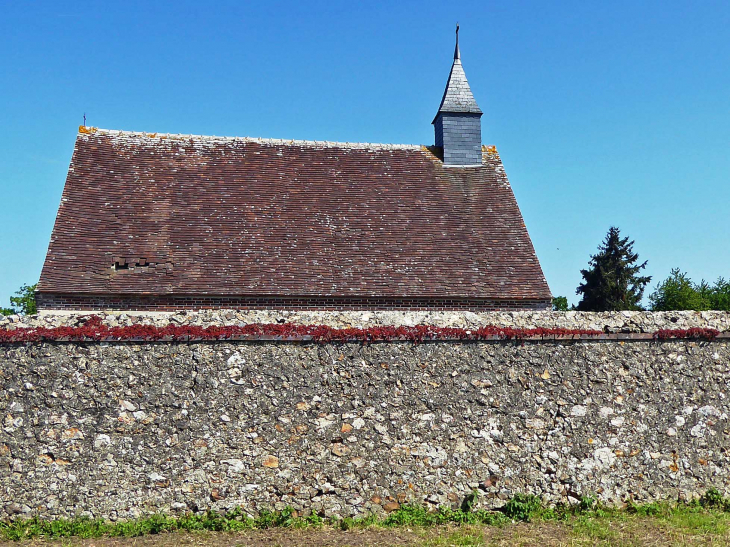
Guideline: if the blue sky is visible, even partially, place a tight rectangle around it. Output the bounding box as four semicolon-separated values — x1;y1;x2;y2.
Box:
1;0;729;308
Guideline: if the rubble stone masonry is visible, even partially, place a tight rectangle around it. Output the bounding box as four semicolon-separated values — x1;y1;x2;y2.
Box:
1;311;729;520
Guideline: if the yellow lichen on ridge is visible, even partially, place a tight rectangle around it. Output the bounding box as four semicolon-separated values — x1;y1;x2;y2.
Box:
421;145;444;164
78;125;98;135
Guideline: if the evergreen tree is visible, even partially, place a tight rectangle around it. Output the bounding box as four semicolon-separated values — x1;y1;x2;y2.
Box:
575;227;651;311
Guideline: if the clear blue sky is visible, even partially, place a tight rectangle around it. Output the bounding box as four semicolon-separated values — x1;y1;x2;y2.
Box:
1;0;729;308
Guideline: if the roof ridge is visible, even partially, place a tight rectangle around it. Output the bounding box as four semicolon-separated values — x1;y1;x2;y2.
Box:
78;126;426;151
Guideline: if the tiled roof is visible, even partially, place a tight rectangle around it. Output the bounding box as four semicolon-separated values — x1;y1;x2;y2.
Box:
38;128;550;301
434;57;482;118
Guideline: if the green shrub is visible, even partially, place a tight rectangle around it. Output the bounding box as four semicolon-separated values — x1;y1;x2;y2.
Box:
501;493;543;522
700;488;730;511
1;283;37;316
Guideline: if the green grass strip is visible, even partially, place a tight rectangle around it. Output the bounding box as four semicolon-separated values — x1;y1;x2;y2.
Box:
1;489;729;541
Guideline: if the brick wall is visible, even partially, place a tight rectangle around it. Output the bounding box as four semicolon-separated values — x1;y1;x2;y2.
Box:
434;113;482;166
36;292;552;312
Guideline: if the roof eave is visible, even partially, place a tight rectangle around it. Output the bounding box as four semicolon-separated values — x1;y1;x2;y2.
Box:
432;109;484;125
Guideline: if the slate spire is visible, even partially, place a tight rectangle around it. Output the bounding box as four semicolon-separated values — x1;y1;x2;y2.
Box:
433;24;483;166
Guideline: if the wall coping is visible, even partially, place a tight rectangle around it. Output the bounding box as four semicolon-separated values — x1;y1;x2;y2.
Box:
3;310;728;333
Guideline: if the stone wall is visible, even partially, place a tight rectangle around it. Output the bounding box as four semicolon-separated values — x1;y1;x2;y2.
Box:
6;309;730;332
1;313;729;521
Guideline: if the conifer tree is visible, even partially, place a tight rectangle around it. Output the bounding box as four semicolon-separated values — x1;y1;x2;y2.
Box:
575;227;651;311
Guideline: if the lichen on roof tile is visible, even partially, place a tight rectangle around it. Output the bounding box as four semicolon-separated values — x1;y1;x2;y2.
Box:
82;127;424;152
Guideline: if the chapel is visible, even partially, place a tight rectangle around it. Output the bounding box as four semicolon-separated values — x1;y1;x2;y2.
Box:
37;28;551;311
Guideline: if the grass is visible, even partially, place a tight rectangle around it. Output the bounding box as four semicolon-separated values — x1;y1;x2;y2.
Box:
3;490;730;546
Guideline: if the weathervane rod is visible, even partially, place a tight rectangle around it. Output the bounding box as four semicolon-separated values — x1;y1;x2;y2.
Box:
454;23;460;60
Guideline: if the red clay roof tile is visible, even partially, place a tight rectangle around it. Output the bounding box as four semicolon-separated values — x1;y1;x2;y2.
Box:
38;129;551;302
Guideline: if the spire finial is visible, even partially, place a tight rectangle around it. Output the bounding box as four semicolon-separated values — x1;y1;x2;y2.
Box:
454;23;460;60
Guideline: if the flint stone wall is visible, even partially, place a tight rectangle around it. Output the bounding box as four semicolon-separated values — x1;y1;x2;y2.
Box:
6;309;730;332
2;319;730;521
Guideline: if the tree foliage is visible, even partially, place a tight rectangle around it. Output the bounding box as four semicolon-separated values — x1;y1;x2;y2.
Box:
1;283;37;316
575;227;651;311
551;296;569;311
649;269;730;311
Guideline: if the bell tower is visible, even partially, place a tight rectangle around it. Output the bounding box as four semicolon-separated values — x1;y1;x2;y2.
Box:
433;24;483;166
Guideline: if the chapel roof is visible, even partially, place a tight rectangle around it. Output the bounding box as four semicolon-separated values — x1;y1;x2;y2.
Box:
37;127;550;302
